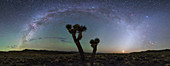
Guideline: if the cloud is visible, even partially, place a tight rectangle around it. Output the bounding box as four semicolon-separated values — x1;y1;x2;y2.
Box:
56;37;67;40
28;37;71;43
60;39;71;43
29;38;36;41
7;45;17;48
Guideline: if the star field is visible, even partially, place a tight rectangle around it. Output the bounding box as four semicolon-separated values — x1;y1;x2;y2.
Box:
0;0;170;53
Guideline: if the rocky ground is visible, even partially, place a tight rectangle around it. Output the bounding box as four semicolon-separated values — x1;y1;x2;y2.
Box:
0;49;170;66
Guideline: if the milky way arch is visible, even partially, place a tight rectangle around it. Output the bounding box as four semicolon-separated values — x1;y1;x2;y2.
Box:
18;6;155;52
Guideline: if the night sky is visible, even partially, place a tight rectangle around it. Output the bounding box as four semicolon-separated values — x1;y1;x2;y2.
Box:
0;0;170;53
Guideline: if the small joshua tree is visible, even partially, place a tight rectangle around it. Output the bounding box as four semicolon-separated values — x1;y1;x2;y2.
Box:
66;24;87;62
90;38;100;66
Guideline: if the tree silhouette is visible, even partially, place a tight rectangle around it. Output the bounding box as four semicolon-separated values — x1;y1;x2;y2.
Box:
66;24;87;62
90;38;100;66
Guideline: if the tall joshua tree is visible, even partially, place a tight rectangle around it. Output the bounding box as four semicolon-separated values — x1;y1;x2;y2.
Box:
90;38;100;66
66;24;87;62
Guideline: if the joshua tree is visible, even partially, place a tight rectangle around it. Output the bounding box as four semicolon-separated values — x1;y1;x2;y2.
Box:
90;38;100;66
66;24;87;62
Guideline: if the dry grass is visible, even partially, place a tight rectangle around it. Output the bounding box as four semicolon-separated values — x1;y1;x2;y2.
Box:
0;50;170;66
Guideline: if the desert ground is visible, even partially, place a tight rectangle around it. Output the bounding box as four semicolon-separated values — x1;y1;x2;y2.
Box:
0;49;170;66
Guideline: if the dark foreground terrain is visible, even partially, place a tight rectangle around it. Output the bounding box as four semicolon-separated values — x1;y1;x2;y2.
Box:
0;49;170;66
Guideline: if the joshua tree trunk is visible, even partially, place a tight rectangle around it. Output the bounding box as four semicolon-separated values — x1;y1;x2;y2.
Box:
72;33;85;62
66;24;87;64
78;32;82;40
91;46;97;66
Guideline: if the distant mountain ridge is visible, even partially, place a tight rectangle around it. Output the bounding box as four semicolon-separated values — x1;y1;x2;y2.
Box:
0;49;170;54
130;49;170;54
0;49;78;54
143;49;170;52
